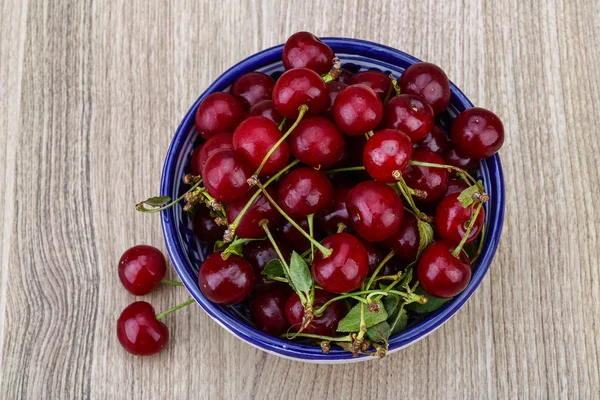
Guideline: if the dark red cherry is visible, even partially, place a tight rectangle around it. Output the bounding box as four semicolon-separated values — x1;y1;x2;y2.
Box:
363;129;413;183
244;240;290;292
349;70;392;101
282;32;334;75
272;68;328;118
403;150;449;203
190;132;233;177
312;233;369;293
399;62;451;114
276;218;321;254
233;116;290;177
442;143;479;170
192;206;226;244
414;125;447;154
277;167;334;219
379;256;405;276
333;84;384;136
203;149;253;202
337;68;354;83
250;285;292;335
198;252;254;305
325;81;348;116
318;188;352;235
450;107;504;158
289;116;345;168
285;289;347;336
226;187;281;239
118;245;167;296
444;177;469;196
435;193;485;245
195;92;245;139
381;94;435;142
346;181;404;242
363;241;385;274
417;241;471;298
117;301;169;356
249;100;284;126
231;72;275;108
383;213;419;263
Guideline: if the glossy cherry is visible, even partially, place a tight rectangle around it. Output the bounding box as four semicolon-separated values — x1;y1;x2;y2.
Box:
195;92;245;139
289;116;345;168
276;218;319;254
285;289;347;336
442;143;479;170
272;68;328;118
403;149;449;203
333;84;384;136
312;233;369;293
414;125;447;154
346;181;404;242
348;70;392;101
318;188;352;235
190;132;233;177
118;245;167;296
232;116;290;177
384;213;419;263
117;301;169;356
450;107;504;158
250;285;292;336
381;94;435;142
435;192;485;245
444;177;469;196
202;149;253;202
417;241;471;298
363;241;385;274
244;240;290;292
399;62;451;114
249;100;284;125
363;129;413;183
277;167;334;219
325;81;348;116
198;252;255;305
282;32;334;74
192;206;226;244
226;187;281;239
231;72;275;108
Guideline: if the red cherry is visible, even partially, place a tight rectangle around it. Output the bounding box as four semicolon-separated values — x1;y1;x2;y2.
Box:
195;92;245;139
289;116;345;168
272;68;328;118
276;218;321;254
399;62;451;114
435;193;485;245
231;72;275;108
444;177;469;196
117;301;169;356
384;213;419;263
250;285;292;335
337;68;354;83
226;187;281;239
285;289;347;336
381;94;435;142
442;143;479;170
363;129;413;183
333;84;384;136
244;240;290;292
198;252;254;305
349;70;392;101
414;125;448;154
282;32;334;75
232;116;290;177
203;149;253;202
312;233;369;293
190;132;233;177
118;245;167;296
249;100;284;125
450;107;504;158
346;181;404;242
318;188;352;235
277;167;334;219
403;150;449;203
325;81;348;116
363;241;385;274
192;206;226;244
417;242;471;298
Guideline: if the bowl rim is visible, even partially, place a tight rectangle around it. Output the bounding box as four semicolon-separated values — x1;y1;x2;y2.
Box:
160;37;505;361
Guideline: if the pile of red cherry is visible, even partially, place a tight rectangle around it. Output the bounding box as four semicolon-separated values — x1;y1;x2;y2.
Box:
118;32;504;358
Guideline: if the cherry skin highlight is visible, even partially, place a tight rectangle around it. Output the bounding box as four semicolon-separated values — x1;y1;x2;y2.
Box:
450;107;505;158
381;94;435;142
285;289;347;336
117;301;169;356
272;68;328;118
403;149;450;203
417;241;471;298
198;252;255;305
435;192;486;245
226;187;281;239
363;129;413;183
277;167;334;219
399;62;451;114
118;245;167;296
195;92;245;139
289;116;345;168
202;149;253;202
282;32;334;75
231;72;275;108
333;84;384;136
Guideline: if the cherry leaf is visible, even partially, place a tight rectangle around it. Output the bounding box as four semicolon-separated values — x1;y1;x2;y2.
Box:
289;251;312;294
388;306;408;335
218;237;263;260
337;301;388;333
136;196;171;212
406;287;451;313
367;321;391;343
261;259;285;278
417;220;434;259
457;182;483;208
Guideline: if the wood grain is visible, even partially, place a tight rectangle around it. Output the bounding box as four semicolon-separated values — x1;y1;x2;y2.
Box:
1;0;599;398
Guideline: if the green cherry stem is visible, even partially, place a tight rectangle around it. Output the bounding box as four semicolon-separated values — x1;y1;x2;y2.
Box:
278;117;287;131
321;57;342;83
365;250;395;291
307;214;315;262
323;166;366;174
452;202;483;258
136;179;203;213
155;298;195;320
394;175;431;222
472;223;486;265
407;160;481;188
161;279;184;287
281;332;352;342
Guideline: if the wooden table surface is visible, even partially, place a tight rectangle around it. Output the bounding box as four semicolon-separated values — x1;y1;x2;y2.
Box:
2;0;599;398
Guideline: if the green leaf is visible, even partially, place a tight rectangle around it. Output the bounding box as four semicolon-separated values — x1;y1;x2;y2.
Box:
406;287;451;313
416;220;434;259
143;196;171;206
367;321;391;343
289;251;312;294
261;259;284;278
218;237;263;260
457;182;483;208
382;294;400;316
337;301;388;332
388;307;408;334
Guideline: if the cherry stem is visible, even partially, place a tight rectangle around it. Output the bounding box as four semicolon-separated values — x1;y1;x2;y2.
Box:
281;332;352;342
278;117;287;131
366;250;395;291
155;298;195;320
136;179;203;213
389;74;401;96
161;279;184;287
452;202;483;257
314;290;393;316
336;222;346;233
356;294;367;341
395;176;431;222
307;214;315;262
256;181;333;257
407;160;480;188
323;165;365;174
253;104;308;178
472;223;486;264
321;57;342;83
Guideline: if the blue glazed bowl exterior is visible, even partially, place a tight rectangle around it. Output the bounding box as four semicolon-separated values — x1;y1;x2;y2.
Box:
160;38;505;362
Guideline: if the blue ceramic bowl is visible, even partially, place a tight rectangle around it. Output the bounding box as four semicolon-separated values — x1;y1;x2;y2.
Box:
161;38;505;363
